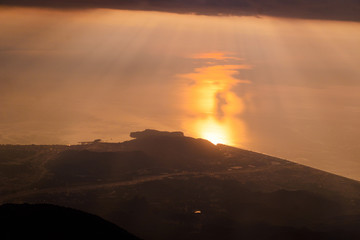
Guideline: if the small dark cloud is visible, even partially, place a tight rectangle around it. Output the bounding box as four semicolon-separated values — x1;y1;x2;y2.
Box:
1;0;359;22
215;91;227;120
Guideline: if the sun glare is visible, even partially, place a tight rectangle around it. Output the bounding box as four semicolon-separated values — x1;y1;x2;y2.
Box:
181;52;249;147
200;119;229;145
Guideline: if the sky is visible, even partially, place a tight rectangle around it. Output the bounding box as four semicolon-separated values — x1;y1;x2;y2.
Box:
1;0;360;22
0;7;360;180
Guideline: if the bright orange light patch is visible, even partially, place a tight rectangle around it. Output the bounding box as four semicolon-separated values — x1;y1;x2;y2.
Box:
198;118;230;145
180;52;250;146
181;64;250;115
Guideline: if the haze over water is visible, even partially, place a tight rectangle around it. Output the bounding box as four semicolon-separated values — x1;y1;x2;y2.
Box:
1;7;360;179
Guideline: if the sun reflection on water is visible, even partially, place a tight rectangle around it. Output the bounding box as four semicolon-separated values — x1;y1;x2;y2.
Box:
180;53;251;146
196;118;230;145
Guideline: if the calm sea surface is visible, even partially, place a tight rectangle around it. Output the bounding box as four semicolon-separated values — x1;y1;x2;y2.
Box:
1;7;360;179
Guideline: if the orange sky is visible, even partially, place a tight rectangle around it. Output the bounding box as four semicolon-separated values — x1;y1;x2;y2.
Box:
0;7;360;179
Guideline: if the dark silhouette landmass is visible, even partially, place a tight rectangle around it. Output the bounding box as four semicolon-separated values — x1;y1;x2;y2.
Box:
1;0;360;22
1;129;360;239
0;203;140;240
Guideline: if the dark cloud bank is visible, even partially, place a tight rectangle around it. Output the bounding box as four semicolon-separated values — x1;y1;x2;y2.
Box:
1;0;360;22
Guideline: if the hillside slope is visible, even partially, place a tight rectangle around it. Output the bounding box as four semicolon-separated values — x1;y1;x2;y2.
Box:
1;129;360;239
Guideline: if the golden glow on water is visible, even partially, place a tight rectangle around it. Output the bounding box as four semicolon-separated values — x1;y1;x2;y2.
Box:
2;7;360;179
180;53;250;146
195;118;231;145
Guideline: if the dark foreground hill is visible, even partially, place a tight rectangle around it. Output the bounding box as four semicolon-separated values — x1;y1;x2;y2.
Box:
0;203;140;240
1;129;360;239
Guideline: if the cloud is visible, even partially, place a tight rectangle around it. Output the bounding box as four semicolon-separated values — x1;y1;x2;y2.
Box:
215;91;227;120
191;52;242;61
1;0;359;22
